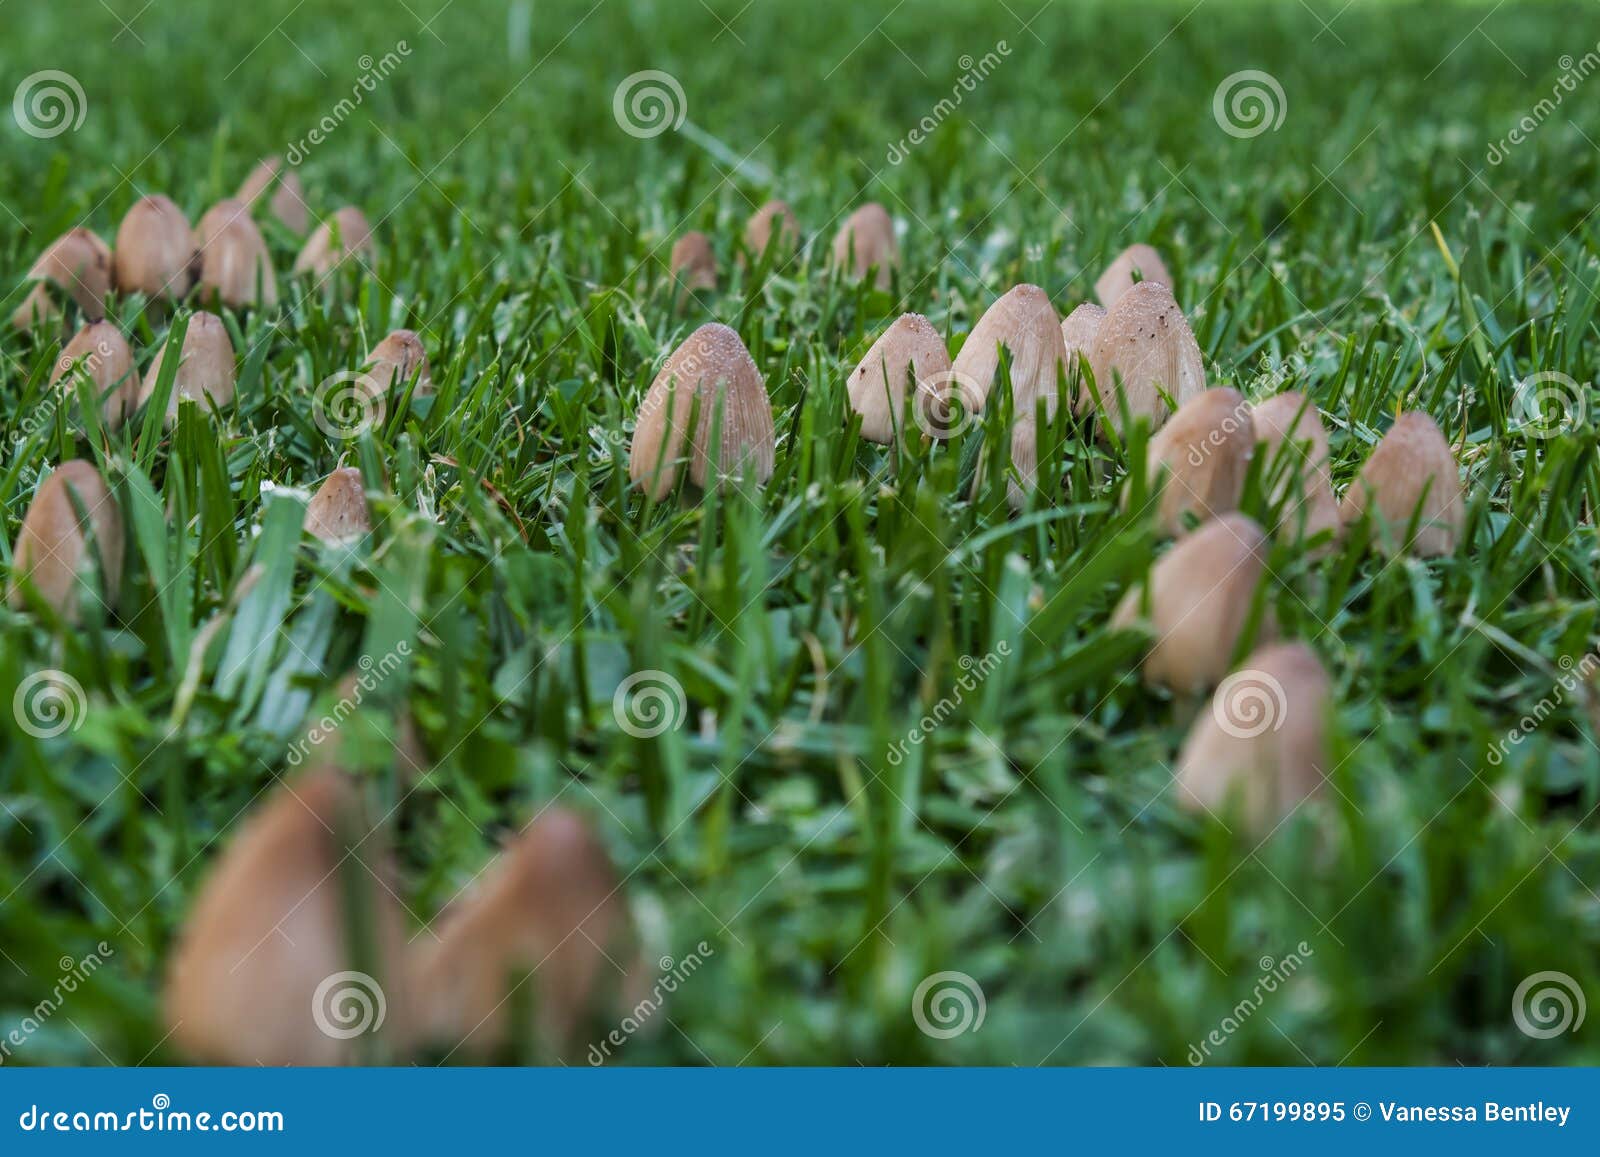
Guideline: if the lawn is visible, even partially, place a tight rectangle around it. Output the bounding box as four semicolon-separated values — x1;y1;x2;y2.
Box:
2;0;1599;1066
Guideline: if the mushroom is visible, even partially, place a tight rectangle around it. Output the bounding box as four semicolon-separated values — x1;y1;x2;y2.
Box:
294;207;375;278
1061;302;1106;356
743;199;799;260
304;468;371;545
11;228;113;332
830;202;898;290
137;311;237;423
113;195;197;300
49;321;141;429
366;329;432;397
237;156;310;234
949;284;1071;421
7;460;123;621
668;231;717;292
1251;391;1341;551
195;200;278;309
1141;387;1254;536
845;313;952;443
1094;242;1173;308
1339;411;1463;557
1086;280;1205;434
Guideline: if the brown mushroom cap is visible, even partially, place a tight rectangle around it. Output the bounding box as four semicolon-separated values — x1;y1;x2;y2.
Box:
1339;411;1463;557
304;468;372;545
1086;280;1206;434
1094;243;1173;308
238;156;310;234
196;200;279;309
49;321;142;429
1142;387;1255;536
830;202;899;290
11;229;113;332
113;195;197;300
1251;391;1341;549
743;199;799;260
1061;302;1107;355
846;313;952;444
949;284;1071;421
7;460;123;621
294;207;376;278
138;311;238;423
669;231;718;292
366;329;432;397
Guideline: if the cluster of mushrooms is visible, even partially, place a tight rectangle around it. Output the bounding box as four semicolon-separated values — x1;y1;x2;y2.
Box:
637;216;1465;835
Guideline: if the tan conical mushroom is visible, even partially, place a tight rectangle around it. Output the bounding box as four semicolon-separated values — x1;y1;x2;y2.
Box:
1061;302;1106;355
1006;417;1042;510
11;228;113;332
949;284;1071;421
1251;391;1341;550
137;311;237;423
196;200;278;309
831;202;898;290
1175;641;1331;832
411;807;630;1059
628;323;775;499
365;329;432;397
1086;280;1205;434
304;468;371;545
1111;513;1272;692
743;199;799;260
1094;243;1173;308
113;195;197;300
294;207;375;278
846;313;952;443
7;460;123;621
49;321;141;429
237;156;310;234
164;768;410;1065
1141;388;1254;536
1339;411;1463;557
668;231;717;292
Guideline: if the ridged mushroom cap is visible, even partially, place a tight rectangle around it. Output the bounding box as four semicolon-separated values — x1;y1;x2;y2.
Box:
304;468;372;545
138;311;238;423
366;329;432;396
1111;512;1272;692
50;321;141;429
949;284;1071;420
628;323;776;499
1142;387;1255;536
410;807;629;1059
831;202;899;290
238;156;310;234
1094;243;1173;308
669;231;718;292
1339;411;1463;557
744;199;799;259
11;228;113;332
1061;302;1107;355
113;195;197;300
1175;641;1331;832
1251;391;1341;549
846;313;952;444
294;207;375;278
163;768;410;1065
1086;280;1206;434
196;200;278;308
7;460;123;621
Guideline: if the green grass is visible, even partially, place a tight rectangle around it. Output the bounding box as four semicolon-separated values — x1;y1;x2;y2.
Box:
3;0;1600;1066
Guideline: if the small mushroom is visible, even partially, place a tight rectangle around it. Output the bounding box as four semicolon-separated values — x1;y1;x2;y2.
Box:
11;229;113;332
196;200;279;309
304;467;371;545
49;321;141;429
830;202;898;290
1094;242;1173;308
1251;391;1341;550
1141;387;1254;536
410;807;631;1059
366;329;432;397
294;207;376;278
237;156;310;234
949;284;1071;421
1086;280;1205;434
668;231;717;292
137;311;238;423
113;195;197;300
846;313;952;443
1175;641;1331;832
1339;411;1463;557
743;199;799;260
7;460;123;621
1111;512;1272;692
628;323;775;499
1061;302;1106;355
